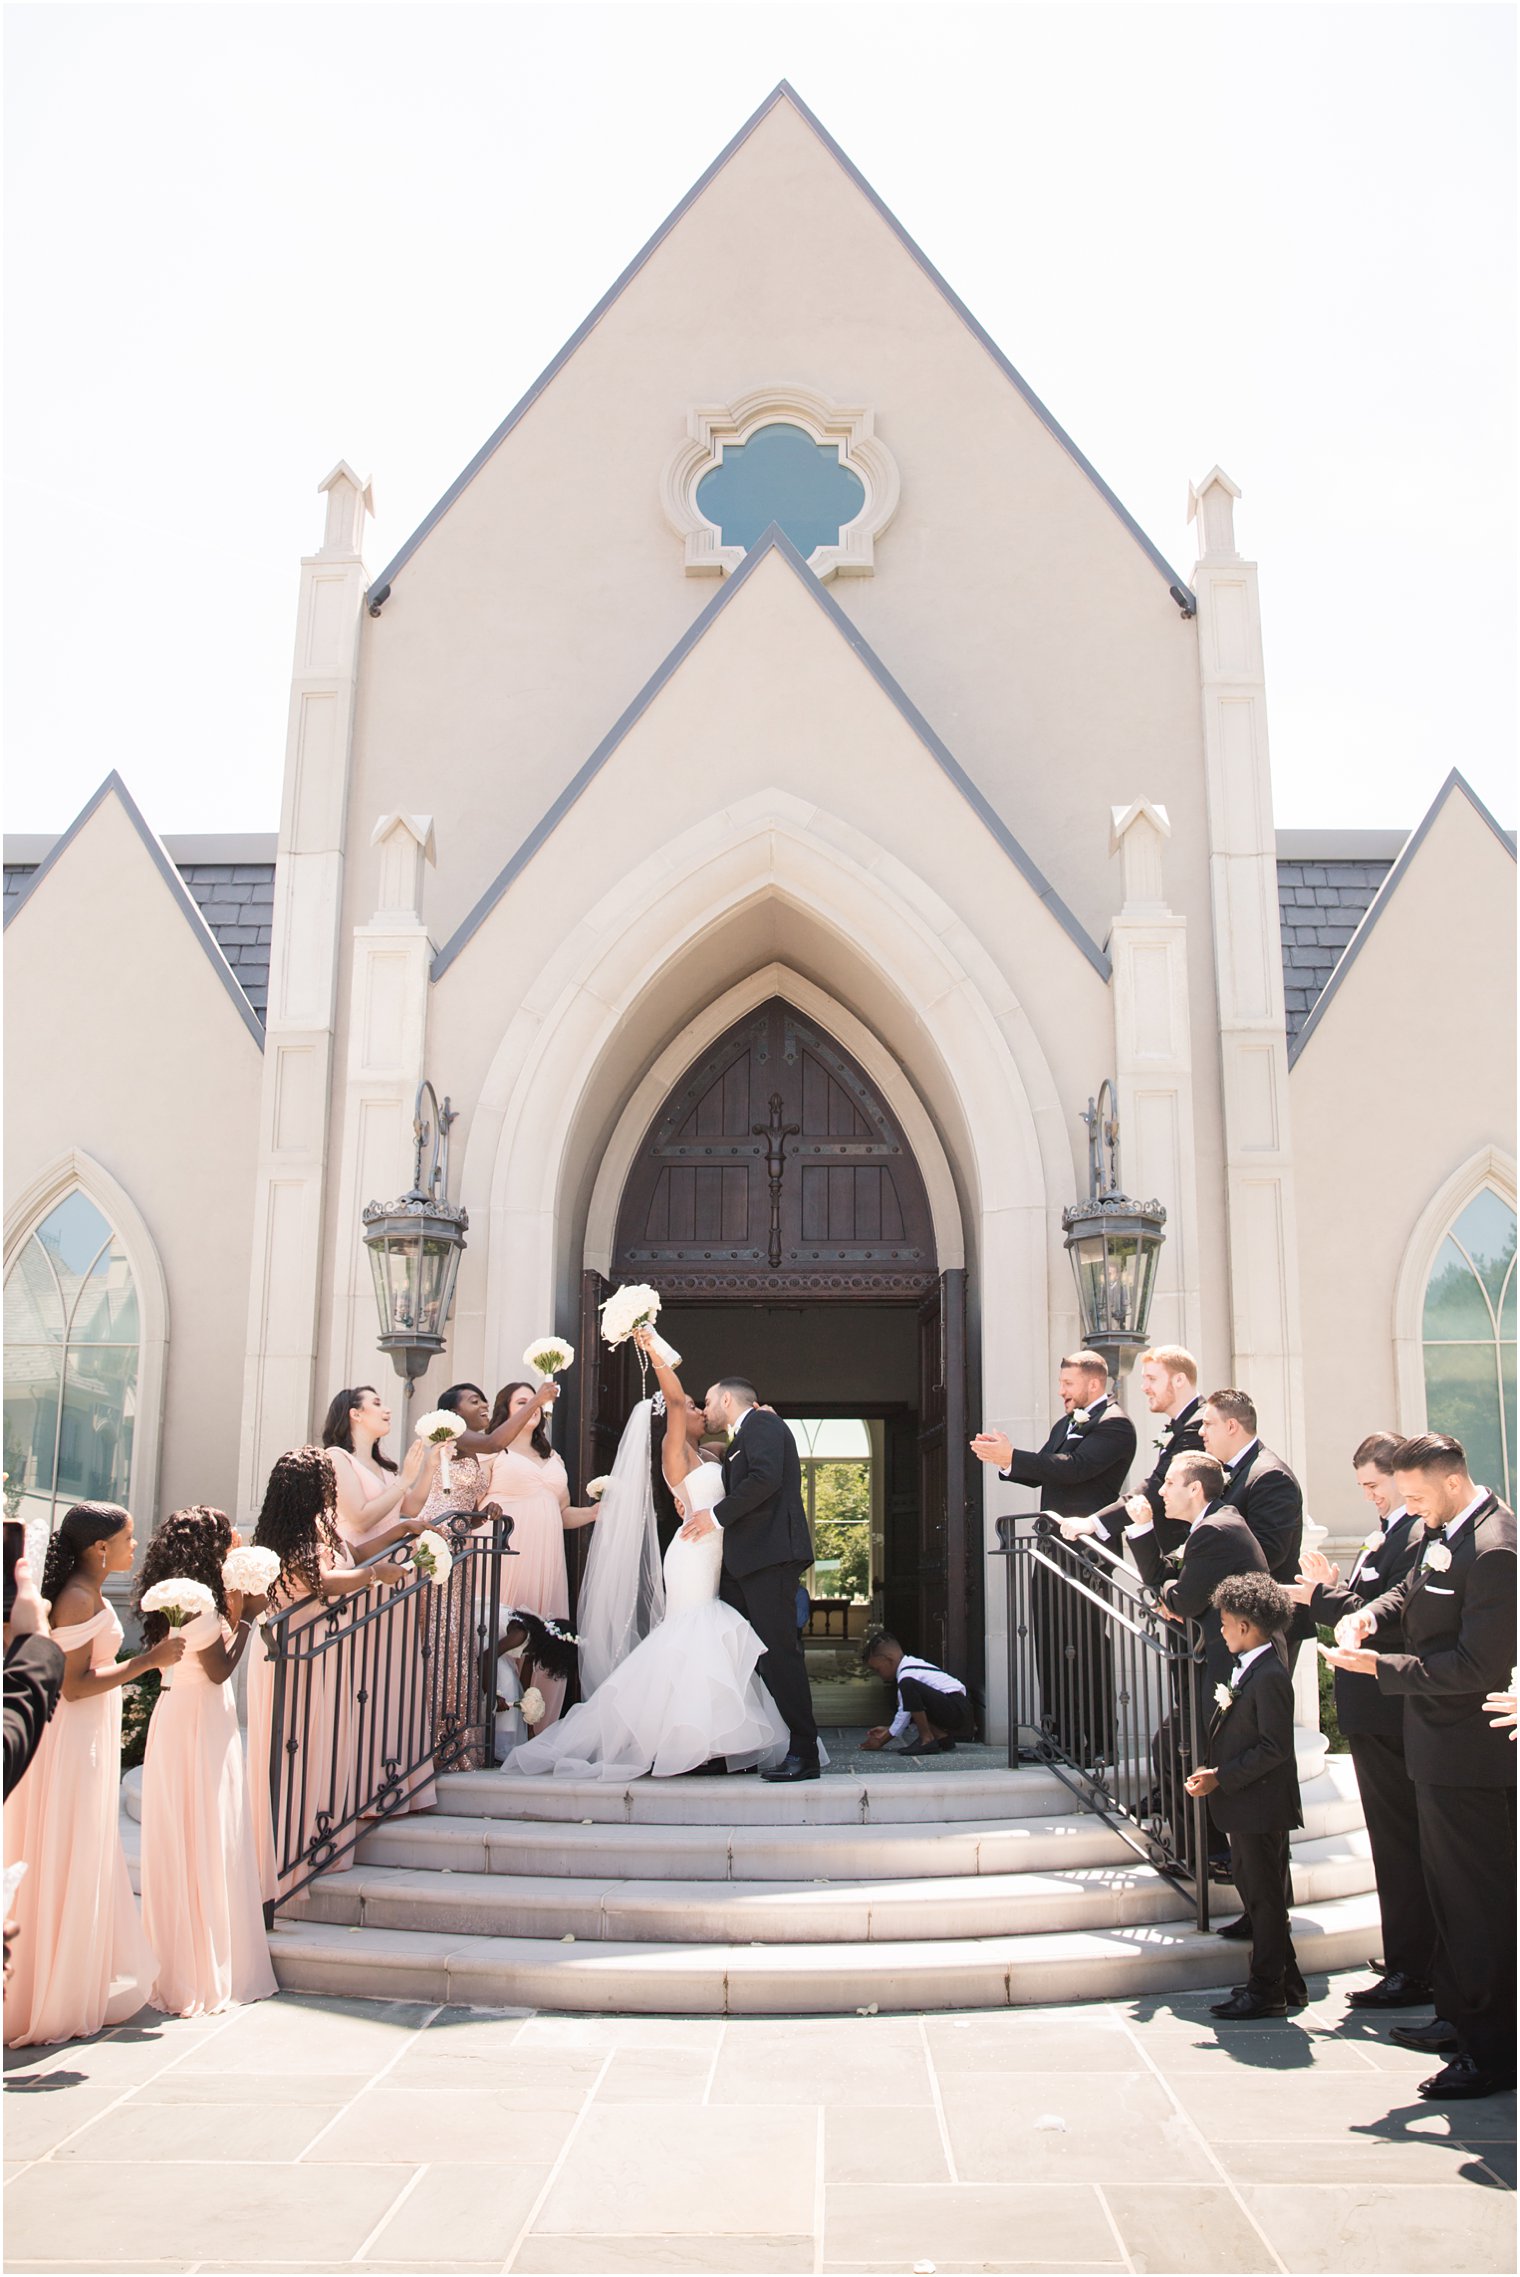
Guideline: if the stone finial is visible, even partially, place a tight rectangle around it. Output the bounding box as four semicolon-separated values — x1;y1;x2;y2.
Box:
370;812;435;923
1111;799;1172;913
1187;466;1241;562
318;461;375;557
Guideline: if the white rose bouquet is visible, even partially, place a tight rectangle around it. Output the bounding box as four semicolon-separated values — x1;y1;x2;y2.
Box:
524;1336;575;1379
414;1408;465;1491
585;1475;612;1502
410;1529;453;1585
519;1686;546;1727
599;1282;681;1370
221;1544;281;1601
140;1577;217;1628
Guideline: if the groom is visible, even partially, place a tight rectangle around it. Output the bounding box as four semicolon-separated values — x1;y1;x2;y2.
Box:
678;1378;821;1782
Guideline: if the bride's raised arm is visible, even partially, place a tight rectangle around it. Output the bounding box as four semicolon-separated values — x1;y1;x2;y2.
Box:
635;1326;699;1493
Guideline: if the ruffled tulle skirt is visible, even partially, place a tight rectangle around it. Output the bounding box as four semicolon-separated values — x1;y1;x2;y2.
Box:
507;1599;790;1780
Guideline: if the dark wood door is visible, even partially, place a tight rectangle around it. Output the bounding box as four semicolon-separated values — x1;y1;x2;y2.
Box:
613;1000;937;1299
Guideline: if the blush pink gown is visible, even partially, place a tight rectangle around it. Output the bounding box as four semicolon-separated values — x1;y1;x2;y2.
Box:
245;1555;357;1903
3;1604;156;2046
332;1449;436;1816
140;1609;277;2018
485;1445;573;1729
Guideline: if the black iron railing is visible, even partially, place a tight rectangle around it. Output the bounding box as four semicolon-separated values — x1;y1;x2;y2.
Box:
261;1507;515;1917
995;1514;1213;1930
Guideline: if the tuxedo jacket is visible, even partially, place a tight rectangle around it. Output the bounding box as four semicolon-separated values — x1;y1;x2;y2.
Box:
1090;1396;1204;1557
1360;1495;1517;1789
3;1633;65;1798
1205;1647;1303;1834
1310;1510;1425;1739
1219;1441;1313;1640
713;1407;814;1581
1001;1398;1137;1519
1131;1502;1270;1691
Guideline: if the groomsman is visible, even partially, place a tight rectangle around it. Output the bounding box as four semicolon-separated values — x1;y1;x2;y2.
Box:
1288;1433;1439;2010
1328;1434;1516;2100
1083;1344;1205;1558
972;1352;1135;1768
1200;1391;1314;1664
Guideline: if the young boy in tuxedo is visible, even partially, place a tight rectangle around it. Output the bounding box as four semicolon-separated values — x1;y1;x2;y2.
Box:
859;1633;972;1756
1185;1573;1305;2018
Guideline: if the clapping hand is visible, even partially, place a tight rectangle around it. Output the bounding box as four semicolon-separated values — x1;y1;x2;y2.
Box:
1484;1691;1517;1739
1299;1549;1339;1590
970;1431;1013;1470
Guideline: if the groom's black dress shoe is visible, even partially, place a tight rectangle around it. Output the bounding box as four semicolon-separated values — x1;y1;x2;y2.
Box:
1418;2055;1515;2101
1391;2018;1461;2055
1348;1972;1434;2009
761;1755;821;1783
1215;1913;1253;1941
1210;1990;1287;2020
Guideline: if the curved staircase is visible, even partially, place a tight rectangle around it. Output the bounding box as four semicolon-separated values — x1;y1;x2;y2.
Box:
121;1733;1381;2016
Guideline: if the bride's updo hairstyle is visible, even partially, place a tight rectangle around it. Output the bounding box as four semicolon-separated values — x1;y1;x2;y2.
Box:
489;1383;552;1460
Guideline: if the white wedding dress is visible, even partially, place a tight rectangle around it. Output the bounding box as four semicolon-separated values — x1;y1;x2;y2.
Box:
506;1460;791;1780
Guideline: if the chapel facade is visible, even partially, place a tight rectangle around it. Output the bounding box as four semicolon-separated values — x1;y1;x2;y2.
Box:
5;86;1514;1739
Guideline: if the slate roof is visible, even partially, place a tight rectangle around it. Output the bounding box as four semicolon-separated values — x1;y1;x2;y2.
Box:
1276;856;1396;1044
5;837;277;1025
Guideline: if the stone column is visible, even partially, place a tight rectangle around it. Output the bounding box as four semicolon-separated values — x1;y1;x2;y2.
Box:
1109;799;1203;1359
325;814;436;1399
1191;469;1317;1733
237;464;372;1515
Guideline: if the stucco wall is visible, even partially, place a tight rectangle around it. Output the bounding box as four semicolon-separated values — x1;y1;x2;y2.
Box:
3;794;262;1530
1291;790;1516;1542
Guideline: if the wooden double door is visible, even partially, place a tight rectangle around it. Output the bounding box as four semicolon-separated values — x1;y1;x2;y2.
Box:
572;999;978;1683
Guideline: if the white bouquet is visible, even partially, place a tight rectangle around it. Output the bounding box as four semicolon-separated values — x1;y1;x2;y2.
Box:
585;1475;612;1502
221;1544;281;1599
140;1577;216;1628
410;1529;453;1585
519;1686;546;1726
414;1408;465;1490
524;1335;575;1378
599;1282;681;1368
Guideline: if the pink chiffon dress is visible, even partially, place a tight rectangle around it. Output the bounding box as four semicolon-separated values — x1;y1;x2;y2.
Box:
140;1608;277;2018
3;1604;156;2046
485;1444;573;1728
245;1553;357;1903
332;1449;436;1816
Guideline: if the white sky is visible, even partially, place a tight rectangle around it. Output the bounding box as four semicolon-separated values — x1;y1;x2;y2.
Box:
4;1;1515;835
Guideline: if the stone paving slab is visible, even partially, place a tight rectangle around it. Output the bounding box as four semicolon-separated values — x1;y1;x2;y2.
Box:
1;1970;1512;2274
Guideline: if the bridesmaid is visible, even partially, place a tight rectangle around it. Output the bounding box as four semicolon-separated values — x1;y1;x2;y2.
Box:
246;1447;403;1902
322;1385;435;1815
134;1505;277;2018
4;1502;183;2047
483;1382;599;1731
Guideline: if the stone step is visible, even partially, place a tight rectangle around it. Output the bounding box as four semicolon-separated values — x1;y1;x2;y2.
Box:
282;1832;1373;1946
266;1889;1385;2015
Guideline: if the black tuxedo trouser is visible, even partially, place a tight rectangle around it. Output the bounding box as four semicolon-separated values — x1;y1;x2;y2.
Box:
1414;1780;1517;2076
1228;1828;1305;2004
1031;1565;1116;1770
1348;1729;1441;1990
720;1561;819;1765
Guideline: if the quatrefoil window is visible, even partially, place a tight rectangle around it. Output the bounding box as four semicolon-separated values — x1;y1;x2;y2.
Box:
696;423;866;559
663;386;899;581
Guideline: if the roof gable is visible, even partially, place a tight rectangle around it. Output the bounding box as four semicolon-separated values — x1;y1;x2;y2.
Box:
367;83;1190;613
430;525;1110;982
4;774;265;1049
1289;771;1515;1065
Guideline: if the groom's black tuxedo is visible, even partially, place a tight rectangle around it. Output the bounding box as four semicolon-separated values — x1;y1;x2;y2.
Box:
713;1408;820;1766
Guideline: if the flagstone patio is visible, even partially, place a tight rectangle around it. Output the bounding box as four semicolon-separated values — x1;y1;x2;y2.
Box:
3;1965;1512;2275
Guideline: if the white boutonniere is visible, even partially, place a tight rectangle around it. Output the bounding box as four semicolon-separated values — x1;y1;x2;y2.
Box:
1213;1682;1234;1714
1422;1539;1452;1573
1362;1527;1385;1553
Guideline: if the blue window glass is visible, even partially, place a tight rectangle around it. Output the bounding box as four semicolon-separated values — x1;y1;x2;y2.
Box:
696;423;866;557
1422;1188;1516;1502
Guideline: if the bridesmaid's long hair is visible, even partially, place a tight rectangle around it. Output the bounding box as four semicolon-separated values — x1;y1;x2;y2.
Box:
40;1501;130;1603
489;1383;552;1461
134;1505;232;1645
253;1446;342;1608
320;1386;399;1475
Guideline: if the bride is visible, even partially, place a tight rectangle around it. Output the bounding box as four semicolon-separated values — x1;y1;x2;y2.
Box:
505;1333;791;1780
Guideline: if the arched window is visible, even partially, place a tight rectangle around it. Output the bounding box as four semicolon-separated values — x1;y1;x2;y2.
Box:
3;1191;140;1562
786;1416;874;1604
1422;1186;1516;1502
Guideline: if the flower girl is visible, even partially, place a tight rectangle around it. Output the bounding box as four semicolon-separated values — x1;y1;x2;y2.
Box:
135;1507;278;2018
